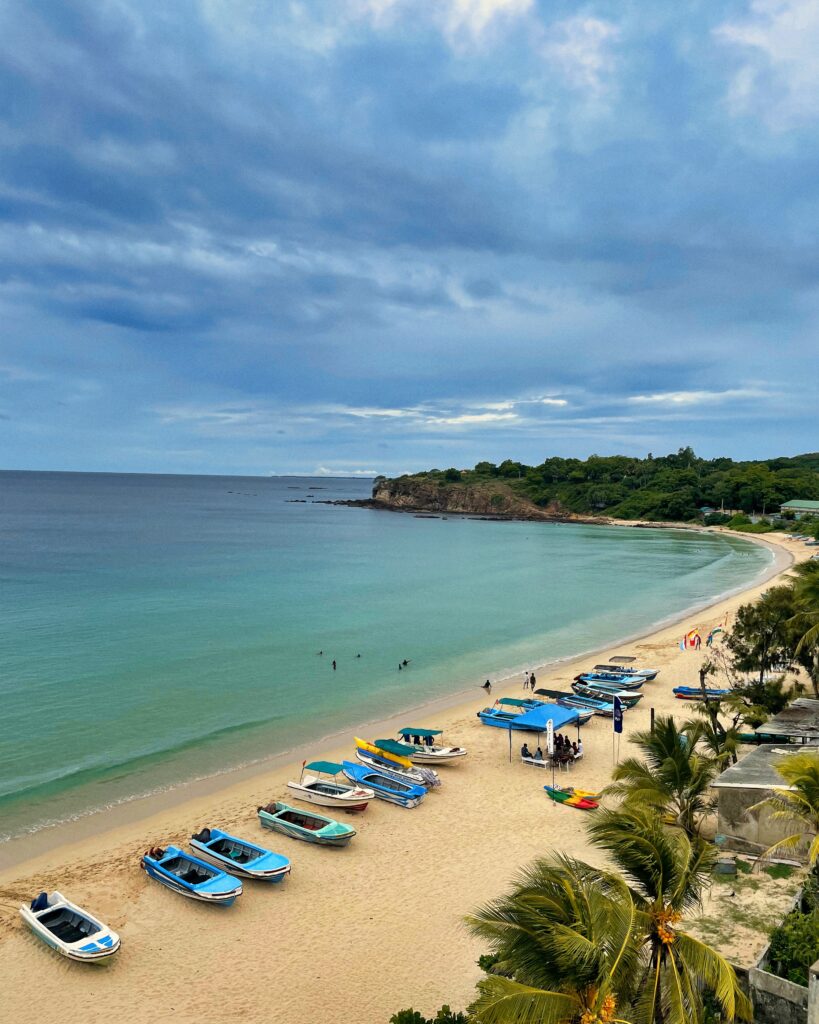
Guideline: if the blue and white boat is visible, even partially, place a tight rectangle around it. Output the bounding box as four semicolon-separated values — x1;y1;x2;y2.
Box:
20;891;120;962
572;681;643;707
140;845;243;905
576;671;644;689
341;760;426;808
189;827;291;882
594;663;659;681
257;801;357;846
354;744;441;788
673;685;731;701
477;697;545;728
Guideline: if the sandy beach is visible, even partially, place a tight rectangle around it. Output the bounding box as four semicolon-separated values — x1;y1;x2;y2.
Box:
0;529;810;1024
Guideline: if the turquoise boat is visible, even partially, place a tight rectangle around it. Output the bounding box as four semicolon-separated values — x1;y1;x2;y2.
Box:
257;801;356;847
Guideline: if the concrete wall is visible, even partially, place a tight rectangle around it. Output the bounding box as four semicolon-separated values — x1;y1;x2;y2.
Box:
749;965;809;1024
716;786;809;860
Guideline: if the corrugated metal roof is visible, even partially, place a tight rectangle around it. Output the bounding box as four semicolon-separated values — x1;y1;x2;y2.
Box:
712;742;819;790
781;499;819;510
753;698;819;738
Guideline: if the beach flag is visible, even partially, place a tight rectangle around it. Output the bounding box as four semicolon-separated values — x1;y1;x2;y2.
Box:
613;696;624;734
546;718;554;756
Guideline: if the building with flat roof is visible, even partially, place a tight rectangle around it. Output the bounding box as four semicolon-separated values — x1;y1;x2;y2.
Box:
754;698;819;744
712;743;819;858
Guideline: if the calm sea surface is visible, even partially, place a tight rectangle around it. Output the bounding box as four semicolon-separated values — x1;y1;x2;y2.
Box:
0;471;771;840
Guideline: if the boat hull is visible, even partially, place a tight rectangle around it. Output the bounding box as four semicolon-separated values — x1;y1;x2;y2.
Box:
342;761;426;808
140;847;243;905
286;780;372;812
20;892;120;962
355;748;440;787
404;746;467;763
257;803;356;847
189;830;291;881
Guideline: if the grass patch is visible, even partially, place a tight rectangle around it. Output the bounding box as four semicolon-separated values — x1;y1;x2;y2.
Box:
736;858;753;874
764;864;796;880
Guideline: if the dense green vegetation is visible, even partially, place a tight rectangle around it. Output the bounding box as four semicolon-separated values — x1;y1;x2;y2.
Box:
403;448;819;522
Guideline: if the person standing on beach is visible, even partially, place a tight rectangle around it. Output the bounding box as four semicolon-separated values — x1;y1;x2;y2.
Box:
523;672;529;691
530;671;537;689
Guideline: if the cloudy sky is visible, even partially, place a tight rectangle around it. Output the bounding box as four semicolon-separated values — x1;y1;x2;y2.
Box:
1;0;818;476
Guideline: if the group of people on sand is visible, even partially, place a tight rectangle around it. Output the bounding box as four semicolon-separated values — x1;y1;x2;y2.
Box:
521;734;582;764
523;670;537;690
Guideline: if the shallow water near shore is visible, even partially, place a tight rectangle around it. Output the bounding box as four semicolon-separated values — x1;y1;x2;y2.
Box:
0;470;772;841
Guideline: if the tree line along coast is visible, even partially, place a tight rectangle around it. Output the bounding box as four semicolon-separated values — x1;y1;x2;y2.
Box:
369;448;819;528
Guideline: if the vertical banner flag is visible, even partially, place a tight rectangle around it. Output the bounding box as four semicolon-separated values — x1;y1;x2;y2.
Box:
546;718;554;756
613;696;624;734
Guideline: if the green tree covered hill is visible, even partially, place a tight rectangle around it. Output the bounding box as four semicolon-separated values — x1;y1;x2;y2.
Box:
377;448;819;522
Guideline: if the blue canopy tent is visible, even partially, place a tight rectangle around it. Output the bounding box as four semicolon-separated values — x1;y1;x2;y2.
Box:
504;703;580;762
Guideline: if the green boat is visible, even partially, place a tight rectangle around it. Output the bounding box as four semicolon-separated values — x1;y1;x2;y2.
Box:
257;801;356;847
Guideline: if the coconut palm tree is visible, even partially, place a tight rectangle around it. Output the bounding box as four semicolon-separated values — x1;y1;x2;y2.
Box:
790;562;819;694
468;854;640;1024
605;716;719;835
587;806;751;1024
751;749;819;864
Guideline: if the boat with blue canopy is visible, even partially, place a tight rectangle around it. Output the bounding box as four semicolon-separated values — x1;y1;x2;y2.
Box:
571;681;643;707
257;801;356;846
394;727;467;763
341;760;426;808
140;846;243;905
287;760;374;811
189;827;291;881
576;671;644;689
20;891;120;962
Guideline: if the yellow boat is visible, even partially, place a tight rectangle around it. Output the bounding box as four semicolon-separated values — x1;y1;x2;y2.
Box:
354;737;413;769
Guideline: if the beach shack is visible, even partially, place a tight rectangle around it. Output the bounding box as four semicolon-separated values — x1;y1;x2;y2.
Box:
753;698;819;745
711;743;819;860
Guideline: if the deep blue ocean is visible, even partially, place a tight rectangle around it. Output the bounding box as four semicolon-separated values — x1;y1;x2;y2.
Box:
0;471;772;841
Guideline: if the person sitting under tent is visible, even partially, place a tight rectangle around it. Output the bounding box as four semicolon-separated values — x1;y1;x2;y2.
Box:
534;746;544;760
521;742;532;759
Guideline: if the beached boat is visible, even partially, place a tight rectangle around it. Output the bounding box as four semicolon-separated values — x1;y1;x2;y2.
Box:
575;671;644;689
287;760;374;811
189;827;291;881
395;727;467;763
257;801;357;846
342;760;426;808
606;655;660;680
20;892;120;962
544;785;599;810
571;681;643;707
673;685;731;701
594;663;659;681
354;743;441;788
140;846;243;905
477;697;546;728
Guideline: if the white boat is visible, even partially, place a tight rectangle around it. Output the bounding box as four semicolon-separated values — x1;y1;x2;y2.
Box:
395;728;467;763
606;656;660;680
20;891;120;962
287;760;374;811
354;745;441;788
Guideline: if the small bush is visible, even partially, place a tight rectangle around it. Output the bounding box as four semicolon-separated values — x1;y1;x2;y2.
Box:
768;910;819;986
389;1007;466;1024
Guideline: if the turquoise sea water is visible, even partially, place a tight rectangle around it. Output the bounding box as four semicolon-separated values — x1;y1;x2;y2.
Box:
0;471;772;841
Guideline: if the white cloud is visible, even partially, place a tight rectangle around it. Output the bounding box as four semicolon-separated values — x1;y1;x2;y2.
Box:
542;16;619;94
537;396;569;407
425;411;518;426
315;465;379;477
628;388;767;407
716;0;819;125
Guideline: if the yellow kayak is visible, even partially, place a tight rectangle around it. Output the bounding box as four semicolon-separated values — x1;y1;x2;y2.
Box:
354;737;413;769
